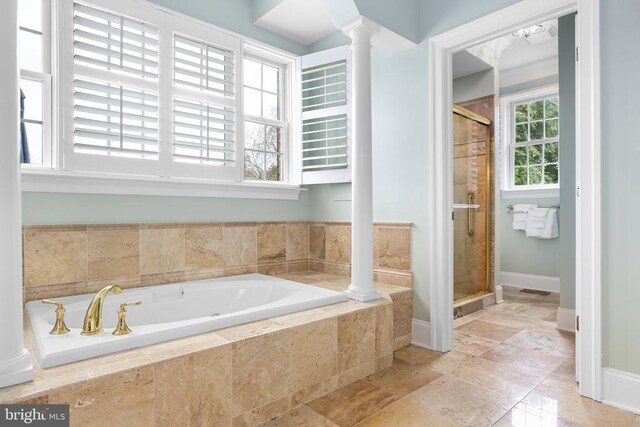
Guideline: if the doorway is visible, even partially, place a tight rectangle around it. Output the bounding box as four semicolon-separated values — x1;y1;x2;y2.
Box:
426;0;601;401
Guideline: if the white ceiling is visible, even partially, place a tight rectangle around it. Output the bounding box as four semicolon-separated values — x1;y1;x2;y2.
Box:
500;24;558;71
254;0;337;45
452;19;558;79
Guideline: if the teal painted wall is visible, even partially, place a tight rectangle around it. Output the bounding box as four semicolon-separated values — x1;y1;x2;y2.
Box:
453;69;494;103
308;0;524;322
558;13;576;310
601;1;640;375
499;197;561;277
419;0;521;41
251;0;284;21
354;0;420;43
500;75;559;97
307;42;431;319
498;14;576;298
22;191;311;225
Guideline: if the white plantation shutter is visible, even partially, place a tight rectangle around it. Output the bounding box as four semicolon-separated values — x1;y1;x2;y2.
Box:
166;17;242;180
172;98;235;164
64;0;163;175
299;46;351;184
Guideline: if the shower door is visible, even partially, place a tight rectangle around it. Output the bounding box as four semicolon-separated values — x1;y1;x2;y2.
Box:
452;105;491;302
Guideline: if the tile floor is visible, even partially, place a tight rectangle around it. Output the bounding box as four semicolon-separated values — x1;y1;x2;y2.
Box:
261;287;640;426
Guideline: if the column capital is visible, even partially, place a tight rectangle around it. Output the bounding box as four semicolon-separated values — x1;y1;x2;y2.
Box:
341;16;380;41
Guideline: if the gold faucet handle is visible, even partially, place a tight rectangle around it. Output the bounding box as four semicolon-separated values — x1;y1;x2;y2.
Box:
112;301;141;336
42;299;64;308
120;301;142;309
41;299;70;335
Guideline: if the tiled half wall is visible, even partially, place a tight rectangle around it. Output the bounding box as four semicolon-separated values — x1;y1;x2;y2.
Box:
22;221;412;302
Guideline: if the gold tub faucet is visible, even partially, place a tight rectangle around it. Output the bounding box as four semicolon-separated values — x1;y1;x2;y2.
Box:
81;285;122;335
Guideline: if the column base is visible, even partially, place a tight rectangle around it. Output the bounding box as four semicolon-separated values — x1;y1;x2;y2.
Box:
344;286;384;302
0;349;33;389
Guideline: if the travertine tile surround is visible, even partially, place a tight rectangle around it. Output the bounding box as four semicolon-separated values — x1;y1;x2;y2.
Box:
1;272;411;427
22;221;412;302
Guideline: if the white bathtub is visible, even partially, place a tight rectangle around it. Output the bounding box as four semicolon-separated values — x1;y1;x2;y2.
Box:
26;274;348;368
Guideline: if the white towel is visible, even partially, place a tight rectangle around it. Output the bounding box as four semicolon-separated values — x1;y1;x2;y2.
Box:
512;204;537;230
525;208;559;239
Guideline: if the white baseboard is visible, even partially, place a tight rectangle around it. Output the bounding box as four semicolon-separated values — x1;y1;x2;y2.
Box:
411;319;430;349
602;368;640;415
500;271;560;293
495;285;504;303
556;307;575;333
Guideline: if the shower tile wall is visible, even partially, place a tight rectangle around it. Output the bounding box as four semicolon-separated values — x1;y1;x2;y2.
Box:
453;95;495;301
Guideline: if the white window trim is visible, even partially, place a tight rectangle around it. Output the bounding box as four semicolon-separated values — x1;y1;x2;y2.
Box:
19;0;54;169
500;85;560;198
20;0;302;199
243;48;291;183
21;169;303;199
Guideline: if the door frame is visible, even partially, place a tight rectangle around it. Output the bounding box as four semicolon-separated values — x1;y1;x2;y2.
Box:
427;0;602;400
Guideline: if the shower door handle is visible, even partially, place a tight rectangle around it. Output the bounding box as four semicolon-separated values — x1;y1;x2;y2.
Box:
467;192;475;237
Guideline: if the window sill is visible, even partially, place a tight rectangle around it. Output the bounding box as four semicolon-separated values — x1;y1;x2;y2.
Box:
21;169;303;200
501;187;560;199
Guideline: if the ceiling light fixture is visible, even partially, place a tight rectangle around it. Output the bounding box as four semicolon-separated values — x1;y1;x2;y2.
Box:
512;24;544;38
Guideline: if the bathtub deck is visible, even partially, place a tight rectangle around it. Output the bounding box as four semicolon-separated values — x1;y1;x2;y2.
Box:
0;271;412;426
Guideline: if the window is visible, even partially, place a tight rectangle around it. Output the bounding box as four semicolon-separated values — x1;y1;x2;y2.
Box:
299;45;351;185
19;0;52;166
503;89;560;192
243;55;287;182
18;0;300;198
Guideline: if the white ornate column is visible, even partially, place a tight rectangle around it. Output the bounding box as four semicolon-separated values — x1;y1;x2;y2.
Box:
344;20;383;302
0;0;34;388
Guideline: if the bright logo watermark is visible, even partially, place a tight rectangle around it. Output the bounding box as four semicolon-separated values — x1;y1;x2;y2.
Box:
0;405;68;426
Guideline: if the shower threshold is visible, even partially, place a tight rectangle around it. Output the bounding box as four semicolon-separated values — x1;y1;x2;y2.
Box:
453;291;495;319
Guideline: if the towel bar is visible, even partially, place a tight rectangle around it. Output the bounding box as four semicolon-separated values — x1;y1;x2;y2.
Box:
506;204;559;214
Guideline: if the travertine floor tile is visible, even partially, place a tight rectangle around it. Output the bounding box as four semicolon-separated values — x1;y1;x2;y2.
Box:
446;356;546;405
480;343;565;377
307;379;397;427
502;330;575;359
489;302;556;321
453;329;502;356
633;415;640;427
455;319;522;342
474;310;551;331
259;405;337;427
520;378;636;426
355;399;462;426
364;358;442;399
402;375;512;427
494;402;576;427
394;345;471;374
546;359;577;385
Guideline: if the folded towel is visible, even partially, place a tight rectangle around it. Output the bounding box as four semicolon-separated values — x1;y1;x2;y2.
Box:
525;208;559;239
512;204;537;230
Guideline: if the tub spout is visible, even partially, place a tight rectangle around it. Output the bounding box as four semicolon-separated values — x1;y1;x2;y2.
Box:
81;285;122;335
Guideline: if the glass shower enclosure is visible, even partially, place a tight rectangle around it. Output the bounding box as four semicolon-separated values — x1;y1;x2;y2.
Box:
452;105;492;303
